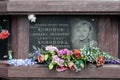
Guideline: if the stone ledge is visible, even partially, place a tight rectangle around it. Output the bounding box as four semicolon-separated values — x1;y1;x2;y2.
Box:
0;0;120;14
7;0;120;1
0;64;120;78
7;1;119;12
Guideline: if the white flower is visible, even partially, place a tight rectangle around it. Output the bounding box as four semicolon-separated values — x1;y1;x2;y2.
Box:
90;40;97;47
28;14;36;22
45;45;59;53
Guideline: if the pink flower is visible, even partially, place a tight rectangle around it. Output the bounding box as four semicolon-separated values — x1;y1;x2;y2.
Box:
67;51;73;55
37;54;45;63
63;49;68;53
58;50;64;56
52;55;64;66
58;49;73;56
56;66;67;72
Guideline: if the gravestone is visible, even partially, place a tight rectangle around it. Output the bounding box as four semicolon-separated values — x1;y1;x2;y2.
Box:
29;16;98;52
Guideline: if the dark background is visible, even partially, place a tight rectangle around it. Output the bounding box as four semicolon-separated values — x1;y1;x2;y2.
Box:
0;16;11;60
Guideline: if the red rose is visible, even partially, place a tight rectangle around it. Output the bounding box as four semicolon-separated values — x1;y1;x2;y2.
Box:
96;55;105;67
37;54;45;63
0;30;9;40
73;49;81;59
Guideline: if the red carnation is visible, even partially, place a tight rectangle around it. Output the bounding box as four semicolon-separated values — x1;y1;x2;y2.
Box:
0;30;10;40
73;49;81;59
96;55;105;67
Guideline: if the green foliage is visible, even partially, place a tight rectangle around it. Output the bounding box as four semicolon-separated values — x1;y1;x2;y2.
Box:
32;45;37;50
45;54;49;61
75;59;85;72
49;62;54;70
80;45;102;63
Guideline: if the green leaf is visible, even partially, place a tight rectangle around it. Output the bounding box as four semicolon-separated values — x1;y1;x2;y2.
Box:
49;62;54;70
80;62;85;68
64;61;68;67
28;53;33;58
66;56;71;60
75;61;80;69
75;60;85;70
40;48;44;53
45;54;48;61
32;45;37;50
103;52;114;59
61;55;65;59
52;52;55;55
38;47;41;52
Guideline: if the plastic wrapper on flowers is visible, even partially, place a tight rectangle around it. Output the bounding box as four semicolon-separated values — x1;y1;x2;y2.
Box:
8;59;37;66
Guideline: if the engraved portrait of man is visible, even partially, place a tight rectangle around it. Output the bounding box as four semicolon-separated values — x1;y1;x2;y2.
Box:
71;20;97;49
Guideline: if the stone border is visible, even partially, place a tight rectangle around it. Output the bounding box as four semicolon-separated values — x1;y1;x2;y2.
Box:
0;0;120;15
0;64;120;78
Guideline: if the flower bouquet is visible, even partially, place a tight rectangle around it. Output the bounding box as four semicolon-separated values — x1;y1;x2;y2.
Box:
26;44;119;72
7;43;120;72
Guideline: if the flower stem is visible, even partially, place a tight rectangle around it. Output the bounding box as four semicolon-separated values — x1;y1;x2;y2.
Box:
0;25;2;32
